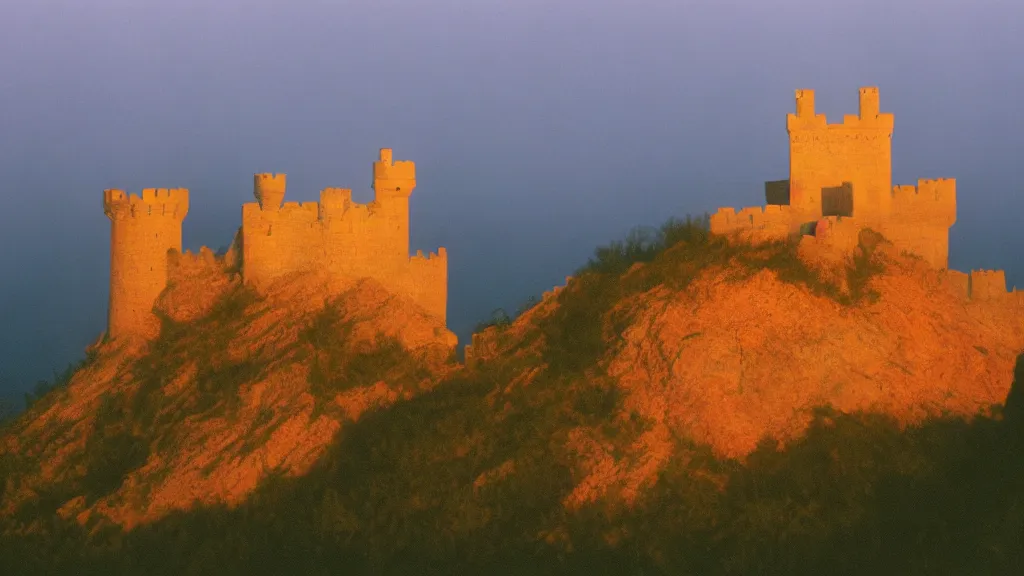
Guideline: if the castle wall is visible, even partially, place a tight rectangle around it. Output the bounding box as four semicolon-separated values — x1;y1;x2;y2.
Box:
319;192;376;279
405;249;448;322
169;246;218;273
711;87;957;272
102;147;448;345
889;179;957;227
969;269;1008;301
241;200;322;288
878;222;950;269
243;194;410;291
157;246;239;324
240;149;448;324
882;179;957;269
786;87;894;223
811;216;862;253
944;269;1015;302
104;188;189;339
709;204;795;241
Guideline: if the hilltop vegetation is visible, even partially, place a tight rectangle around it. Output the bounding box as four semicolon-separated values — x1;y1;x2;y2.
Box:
2;216;1023;574
5;373;1024;575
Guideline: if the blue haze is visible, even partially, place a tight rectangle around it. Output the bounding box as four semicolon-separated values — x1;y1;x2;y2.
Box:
1;0;1022;400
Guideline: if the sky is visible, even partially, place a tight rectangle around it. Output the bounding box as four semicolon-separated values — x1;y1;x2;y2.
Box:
1;0;1022;402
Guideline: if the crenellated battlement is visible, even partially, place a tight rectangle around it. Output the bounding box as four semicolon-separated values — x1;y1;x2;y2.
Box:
103;187;190;339
373;148;416;181
410;246;448;262
709;204;794;240
916;178;956;198
723;204;793;221
809;216;863;253
969;269;1009;301
240;148;446;323
103;187;190;220
167;246;223;276
945;269;1020;302
278;201;321;223
243;187;396;230
254;172;287;183
787;86;894;133
254;173;287;212
372;148;416;197
891;178;956;202
319;187;353;219
716;86;958;269
405;247;448;320
104;147;448;341
890;178;957;227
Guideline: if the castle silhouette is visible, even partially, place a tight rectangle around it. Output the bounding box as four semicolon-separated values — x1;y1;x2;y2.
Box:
102;87;1012;342
103;148;446;340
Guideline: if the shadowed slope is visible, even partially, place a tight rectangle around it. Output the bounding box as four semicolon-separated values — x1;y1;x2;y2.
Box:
0;254;457;531
1;217;1023;574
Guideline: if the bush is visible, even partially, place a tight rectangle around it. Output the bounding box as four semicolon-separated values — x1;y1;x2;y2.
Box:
132;285;266;427
300;302;432;418
7;364;1024;575
80;393;150;502
472;308;513;333
539;214;715;374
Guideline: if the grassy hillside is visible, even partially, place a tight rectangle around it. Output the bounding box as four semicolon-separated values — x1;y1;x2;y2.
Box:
2;216;1022;575
4;368;1023;575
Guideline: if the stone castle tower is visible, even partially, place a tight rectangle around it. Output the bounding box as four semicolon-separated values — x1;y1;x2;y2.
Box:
242;148;418;291
787;86;895;223
711;86;957;269
103;188;190;339
240;148;447;321
103;149;447;341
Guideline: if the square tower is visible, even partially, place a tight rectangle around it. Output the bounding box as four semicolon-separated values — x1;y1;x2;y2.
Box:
786;87;895;223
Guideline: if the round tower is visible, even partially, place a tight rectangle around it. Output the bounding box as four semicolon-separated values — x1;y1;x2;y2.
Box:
254;173;286;212
103;187;190;339
372;148;417;263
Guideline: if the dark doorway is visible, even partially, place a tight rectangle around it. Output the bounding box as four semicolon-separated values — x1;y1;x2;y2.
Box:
821;182;853;217
764;179;790;206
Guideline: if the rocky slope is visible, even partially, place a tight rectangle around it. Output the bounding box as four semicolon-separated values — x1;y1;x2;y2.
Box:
0;249;458;531
1;223;1023;567
467;228;1024;509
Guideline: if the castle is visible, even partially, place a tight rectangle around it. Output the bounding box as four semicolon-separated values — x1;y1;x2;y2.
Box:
102;89;1017;344
710;86;957;270
466;87;1019;364
103;148;448;340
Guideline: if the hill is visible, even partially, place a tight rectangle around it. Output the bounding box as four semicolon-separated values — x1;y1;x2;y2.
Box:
0;248;458;531
2;217;1024;574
